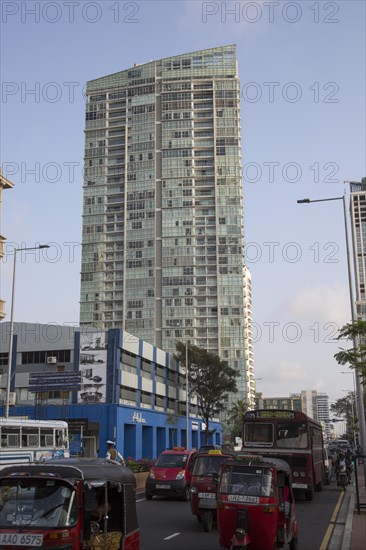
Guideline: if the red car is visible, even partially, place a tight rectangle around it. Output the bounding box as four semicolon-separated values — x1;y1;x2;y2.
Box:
145;447;197;501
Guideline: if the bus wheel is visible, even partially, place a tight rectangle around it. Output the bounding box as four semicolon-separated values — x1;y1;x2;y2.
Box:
316;480;323;492
305;489;314;501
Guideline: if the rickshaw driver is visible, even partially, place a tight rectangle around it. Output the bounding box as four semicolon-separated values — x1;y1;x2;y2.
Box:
246;478;261;496
230;473;248;494
88;486;124;550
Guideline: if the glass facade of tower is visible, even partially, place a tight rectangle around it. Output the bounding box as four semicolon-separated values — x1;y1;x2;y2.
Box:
350;179;366;315
80;46;248;398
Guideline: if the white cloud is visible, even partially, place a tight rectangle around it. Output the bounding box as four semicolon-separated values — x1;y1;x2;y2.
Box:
286;283;349;326
179;0;269;41
272;360;307;382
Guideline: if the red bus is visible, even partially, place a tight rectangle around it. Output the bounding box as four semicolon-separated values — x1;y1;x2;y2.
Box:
242;409;325;501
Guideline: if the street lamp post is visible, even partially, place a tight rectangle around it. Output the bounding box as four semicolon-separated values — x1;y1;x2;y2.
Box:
4;244;50;418
297;195;366;472
185;343;189;450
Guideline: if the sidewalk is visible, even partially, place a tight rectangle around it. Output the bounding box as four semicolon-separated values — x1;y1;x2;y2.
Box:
342;462;366;550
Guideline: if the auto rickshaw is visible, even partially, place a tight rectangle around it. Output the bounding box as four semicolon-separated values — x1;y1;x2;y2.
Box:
217;454;299;550
190;449;234;532
0;458;139;549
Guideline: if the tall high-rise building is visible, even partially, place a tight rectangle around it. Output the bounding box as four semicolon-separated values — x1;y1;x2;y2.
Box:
350;177;366;318
316;392;331;439
80;45;249;401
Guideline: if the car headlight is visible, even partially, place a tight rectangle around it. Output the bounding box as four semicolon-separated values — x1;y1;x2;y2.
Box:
300;472;305;477
149;471;155;479
293;472;299;477
190;486;197;493
176;470;185;480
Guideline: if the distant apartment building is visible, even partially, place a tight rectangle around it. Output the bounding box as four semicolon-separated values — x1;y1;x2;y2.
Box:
79;45;250;405
348;178;366;416
350;177;366;319
260;394;302;411
254;391;329;436
300;390;318;420
0;169;14;320
316;392;331;438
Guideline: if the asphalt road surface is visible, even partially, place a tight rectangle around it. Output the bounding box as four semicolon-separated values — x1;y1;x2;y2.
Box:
137;481;343;550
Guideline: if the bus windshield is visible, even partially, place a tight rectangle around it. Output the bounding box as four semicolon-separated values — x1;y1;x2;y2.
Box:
276;422;308;449
0;479;77;529
244;423;273;446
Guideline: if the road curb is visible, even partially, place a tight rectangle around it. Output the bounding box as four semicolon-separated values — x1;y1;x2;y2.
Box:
341;488;355;550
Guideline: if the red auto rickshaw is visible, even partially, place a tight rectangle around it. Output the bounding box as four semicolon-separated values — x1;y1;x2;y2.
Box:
0;458;139;549
190;449;234;532
217;454;299;550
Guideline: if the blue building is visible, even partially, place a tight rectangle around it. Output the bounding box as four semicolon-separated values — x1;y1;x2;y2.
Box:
0;323;222;459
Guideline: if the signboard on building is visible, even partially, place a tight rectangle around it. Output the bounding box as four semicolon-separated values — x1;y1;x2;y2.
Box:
77;331;108;404
29;372;82;392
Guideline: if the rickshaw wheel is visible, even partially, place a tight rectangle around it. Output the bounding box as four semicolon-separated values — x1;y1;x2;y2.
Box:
197;514;202;522
182;487;190;501
202;510;213;532
289;536;299;550
146;493;153;500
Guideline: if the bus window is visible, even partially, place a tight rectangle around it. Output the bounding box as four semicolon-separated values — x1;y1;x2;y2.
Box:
21;427;39;447
276;423;308;449
55;430;64;447
244;423;273;446
40;428;54;447
2;427;20;447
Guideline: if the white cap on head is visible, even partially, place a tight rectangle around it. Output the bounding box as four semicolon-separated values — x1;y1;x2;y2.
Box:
106;440;114;445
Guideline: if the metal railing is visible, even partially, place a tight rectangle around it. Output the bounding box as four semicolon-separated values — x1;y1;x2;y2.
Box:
353;455;366;514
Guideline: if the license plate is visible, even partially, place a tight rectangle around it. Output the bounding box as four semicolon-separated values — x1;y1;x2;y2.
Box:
292;483;308;489
198;492;215;499
0;533;44;547
156;484;171;489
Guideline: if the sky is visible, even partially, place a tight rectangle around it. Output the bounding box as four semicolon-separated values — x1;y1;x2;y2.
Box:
1;0;365;408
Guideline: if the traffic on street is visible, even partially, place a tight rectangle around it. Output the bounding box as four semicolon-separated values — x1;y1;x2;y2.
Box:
137;480;345;550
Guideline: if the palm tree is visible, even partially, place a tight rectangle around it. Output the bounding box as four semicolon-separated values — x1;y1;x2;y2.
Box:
228;399;249;440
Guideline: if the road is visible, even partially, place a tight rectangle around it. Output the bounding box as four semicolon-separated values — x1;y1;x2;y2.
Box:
136;482;344;550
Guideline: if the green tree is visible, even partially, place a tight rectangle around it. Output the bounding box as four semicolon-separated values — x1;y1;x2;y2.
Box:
334;320;366;383
175;342;239;444
330;393;357;443
228;399;249;440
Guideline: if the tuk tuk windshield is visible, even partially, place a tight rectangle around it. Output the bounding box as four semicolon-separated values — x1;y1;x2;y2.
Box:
193;455;227;476
219;466;275;498
0;478;77;529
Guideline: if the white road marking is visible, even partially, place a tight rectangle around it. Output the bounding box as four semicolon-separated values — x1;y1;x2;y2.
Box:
164;533;180;541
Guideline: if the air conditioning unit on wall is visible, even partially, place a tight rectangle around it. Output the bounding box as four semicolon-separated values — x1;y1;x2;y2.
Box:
47;357;57;364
